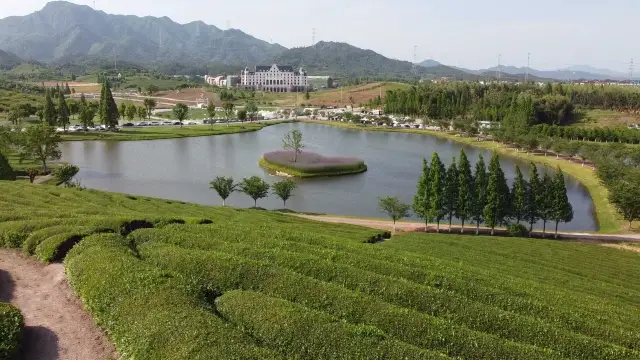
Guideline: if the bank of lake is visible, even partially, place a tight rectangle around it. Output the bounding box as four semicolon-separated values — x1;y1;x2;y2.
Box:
302;119;625;234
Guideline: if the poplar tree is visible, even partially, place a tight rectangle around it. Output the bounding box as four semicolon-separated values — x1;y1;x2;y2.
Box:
43;89;57;126
456;149;473;233
472;154;488;234
443;157;459;232
483;153;509;235
412;158;431;231
428;153;446;232
510;165;527;224
57;90;70;131
551;169;573;238
525;163;541;234
100;79;120;129
539;171;554;237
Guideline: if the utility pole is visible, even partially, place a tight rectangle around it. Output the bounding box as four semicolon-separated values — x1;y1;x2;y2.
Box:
312;28;316;46
114;49;117;71
525;53;530;83
629;58;635;84
412;45;418;77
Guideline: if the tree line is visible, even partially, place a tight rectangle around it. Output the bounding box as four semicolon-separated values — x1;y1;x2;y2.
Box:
381;150;573;237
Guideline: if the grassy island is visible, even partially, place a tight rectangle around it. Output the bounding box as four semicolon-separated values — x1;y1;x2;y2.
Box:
260;150;367;178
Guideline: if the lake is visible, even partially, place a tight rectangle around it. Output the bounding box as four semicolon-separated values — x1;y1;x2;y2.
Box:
60;122;597;231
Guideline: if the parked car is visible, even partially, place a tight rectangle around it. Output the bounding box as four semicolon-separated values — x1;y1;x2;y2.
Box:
162;121;173;126
172;121;182;126
186;121;197;125
136;122;148;126
150;121;161;126
122;122;134;127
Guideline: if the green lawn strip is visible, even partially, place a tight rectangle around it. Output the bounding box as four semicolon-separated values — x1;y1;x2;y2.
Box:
138;241;558;360
216;290;450;359
133;225;640;354
64;233;281;360
0;303;23;360
303;120;623;233
258;157;367;178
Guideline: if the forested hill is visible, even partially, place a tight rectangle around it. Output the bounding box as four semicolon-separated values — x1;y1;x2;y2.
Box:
0;50;23;70
0;1;285;64
270;42;474;79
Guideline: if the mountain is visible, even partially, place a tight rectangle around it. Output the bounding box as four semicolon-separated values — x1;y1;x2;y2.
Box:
479;65;633;81
0;1;286;64
270;42;472;79
417;59;441;68
558;65;630;80
0;49;23;70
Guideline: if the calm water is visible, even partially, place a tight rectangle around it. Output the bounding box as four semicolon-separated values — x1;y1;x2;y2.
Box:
60;122;597;231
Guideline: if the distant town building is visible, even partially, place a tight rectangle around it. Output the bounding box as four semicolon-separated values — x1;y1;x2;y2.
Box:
226;75;240;89
307;75;334;89
240;64;308;92
205;75;227;87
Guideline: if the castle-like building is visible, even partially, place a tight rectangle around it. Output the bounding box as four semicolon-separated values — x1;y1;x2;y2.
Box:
240;64;308;92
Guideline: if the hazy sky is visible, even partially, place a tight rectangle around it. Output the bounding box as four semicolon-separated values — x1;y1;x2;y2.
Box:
1;0;638;72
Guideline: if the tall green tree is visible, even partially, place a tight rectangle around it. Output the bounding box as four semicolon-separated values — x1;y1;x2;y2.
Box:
137;106;147;121
143;98;157;120
608;173;640;229
483;153;510;235
118;102;127;119
222;101;235;127
43;89;57;126
78;106;96;129
551;169;573;238
209;176;237;206
99;80;119;128
272;179;297;209
412;158;431;231
18;124;61;172
57;90;70;131
207;101;217;127
239;176;270;208
378;196;411;233
525;163;541;234
428;153;446;232
472;154;487;234
246;101;258;121
67;99;79;120
456;150;473;233
443;157;459;232
237;109;248;122
172;103;189;127
510;165;527;224
125;103;137;120
0;152;16;181
539;171;554;237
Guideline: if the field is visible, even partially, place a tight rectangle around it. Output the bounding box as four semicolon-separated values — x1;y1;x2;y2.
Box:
0;180;639;359
572;109;640;128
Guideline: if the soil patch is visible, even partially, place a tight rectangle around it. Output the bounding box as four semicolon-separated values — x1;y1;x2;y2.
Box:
0;249;116;360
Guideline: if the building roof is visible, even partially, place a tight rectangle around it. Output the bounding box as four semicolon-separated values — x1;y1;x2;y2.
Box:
255;65;295;72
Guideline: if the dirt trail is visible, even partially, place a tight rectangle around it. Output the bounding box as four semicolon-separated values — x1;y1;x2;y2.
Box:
0;250;116;360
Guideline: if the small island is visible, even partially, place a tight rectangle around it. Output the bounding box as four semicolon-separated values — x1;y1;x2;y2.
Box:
259;130;367;178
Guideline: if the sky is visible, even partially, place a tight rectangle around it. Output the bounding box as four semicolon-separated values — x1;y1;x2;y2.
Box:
1;0;638;72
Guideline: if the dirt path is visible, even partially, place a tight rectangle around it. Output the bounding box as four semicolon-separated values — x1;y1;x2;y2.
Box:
0;250;116;360
295;215;640;243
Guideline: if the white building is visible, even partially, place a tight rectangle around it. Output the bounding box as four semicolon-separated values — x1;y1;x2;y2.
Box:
204;75;226;87
240;64;308;92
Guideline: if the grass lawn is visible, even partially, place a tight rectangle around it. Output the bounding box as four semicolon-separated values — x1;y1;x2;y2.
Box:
1;180;639;359
571;109;640;128
303;120;627;234
59;122;288;141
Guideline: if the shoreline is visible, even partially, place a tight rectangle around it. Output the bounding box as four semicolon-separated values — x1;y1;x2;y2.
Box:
259;157;368;178
301;119;624;234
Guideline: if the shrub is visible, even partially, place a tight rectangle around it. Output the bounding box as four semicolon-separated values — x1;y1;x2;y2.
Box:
52;164;79;187
1;231;28;248
0;152;15;181
508;223;530;237
0;303;23;360
35;232;86;262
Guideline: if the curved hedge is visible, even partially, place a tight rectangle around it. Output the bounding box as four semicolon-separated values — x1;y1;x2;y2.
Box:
259;151;367;178
0;303;23;360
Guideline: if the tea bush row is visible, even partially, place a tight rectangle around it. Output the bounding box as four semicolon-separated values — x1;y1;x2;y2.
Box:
0;303;23;360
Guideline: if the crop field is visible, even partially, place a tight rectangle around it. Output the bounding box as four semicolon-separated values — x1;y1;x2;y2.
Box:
572;109;640;128
1;180;640;359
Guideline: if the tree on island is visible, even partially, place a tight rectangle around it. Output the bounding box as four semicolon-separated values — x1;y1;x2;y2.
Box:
223;101;235;127
209;176;237;206
143;98;157;120
551;169;573;238
239;176;270;208
413;158;431;231
282;130;304;162
273;179;297;209
18;124;61;173
172;103;189;128
378;196;411;233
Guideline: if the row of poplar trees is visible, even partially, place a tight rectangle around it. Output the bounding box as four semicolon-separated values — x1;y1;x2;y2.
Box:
413;150;574;237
